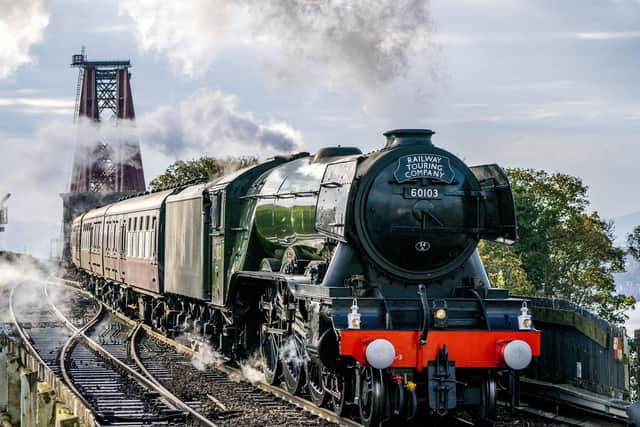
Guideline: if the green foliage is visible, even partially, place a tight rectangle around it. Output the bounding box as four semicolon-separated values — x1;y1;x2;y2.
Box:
630;334;640;400
629;225;640;262
477;240;533;296
478;168;633;324
149;156;258;190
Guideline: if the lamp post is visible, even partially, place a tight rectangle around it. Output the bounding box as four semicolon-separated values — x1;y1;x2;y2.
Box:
0;193;10;232
0;193;9;252
0;193;11;226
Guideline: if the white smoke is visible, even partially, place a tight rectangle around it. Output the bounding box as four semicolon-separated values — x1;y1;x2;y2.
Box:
119;0;434;92
138;88;303;159
0;0;49;79
0;86;303;249
119;0;234;78
234;352;266;385
186;334;224;371
0;255;48;289
6;117;141;191
279;336;308;371
0;255;54;325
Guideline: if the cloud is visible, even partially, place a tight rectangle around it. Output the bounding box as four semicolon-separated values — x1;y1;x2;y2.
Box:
573;31;640;40
1;118;141;198
0;87;302;229
0;96;74;115
119;0;234;77
119;0;434;92
0;0;49;79
138;88;302;158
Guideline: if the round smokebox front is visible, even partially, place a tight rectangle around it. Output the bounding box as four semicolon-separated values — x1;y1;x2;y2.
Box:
357;146;481;281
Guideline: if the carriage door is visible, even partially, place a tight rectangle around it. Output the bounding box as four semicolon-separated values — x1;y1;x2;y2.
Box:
210;190;225;305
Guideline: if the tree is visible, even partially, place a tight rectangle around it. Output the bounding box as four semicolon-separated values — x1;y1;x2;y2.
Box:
149;156;258;190
477;240;533;296
478;168;633;323
629;225;640;262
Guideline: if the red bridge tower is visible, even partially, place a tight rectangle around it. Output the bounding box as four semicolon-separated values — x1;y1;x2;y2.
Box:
61;49;146;262
69;51;145;192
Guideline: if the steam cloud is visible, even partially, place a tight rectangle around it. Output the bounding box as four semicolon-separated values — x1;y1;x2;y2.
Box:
233;352;266;385
120;0;433;91
6;117;142;192
181;333;224;371
0;255;56;326
0;87;302;233
138;88;302;158
0;0;49;79
0;116;150;248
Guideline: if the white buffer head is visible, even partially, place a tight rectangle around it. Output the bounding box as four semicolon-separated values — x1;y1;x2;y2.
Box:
502;339;533;370
365;339;396;369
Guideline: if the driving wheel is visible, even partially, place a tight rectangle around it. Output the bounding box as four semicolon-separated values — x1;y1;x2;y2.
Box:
306;360;328;406
359;367;385;427
282;334;306;394
481;376;497;420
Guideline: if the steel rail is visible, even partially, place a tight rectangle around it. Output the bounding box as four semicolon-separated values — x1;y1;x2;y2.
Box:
128;321;219;427
516;382;629;427
49;278;217;427
56;297;105;424
9;279;102;426
125;310;363;427
511;403;626;427
54;276;361;426
52;276;634;427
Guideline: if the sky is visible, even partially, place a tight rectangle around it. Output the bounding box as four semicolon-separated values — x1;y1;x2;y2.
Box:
1;0;639;253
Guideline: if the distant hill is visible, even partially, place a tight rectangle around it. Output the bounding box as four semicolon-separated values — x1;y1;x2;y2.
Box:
613;211;640;246
614;212;640;298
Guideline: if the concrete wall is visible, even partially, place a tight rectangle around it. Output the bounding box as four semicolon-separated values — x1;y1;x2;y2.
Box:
0;333;93;426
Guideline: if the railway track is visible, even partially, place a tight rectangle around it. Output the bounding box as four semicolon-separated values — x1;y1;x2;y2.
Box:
123;312;567;427
129;324;351;426
59;315;186;425
516;378;629;427
9;278;216;426
9;279;99;376
52;278;352;426
10;276;627;427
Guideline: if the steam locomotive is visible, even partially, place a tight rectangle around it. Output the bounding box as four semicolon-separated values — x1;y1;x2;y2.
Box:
70;129;541;425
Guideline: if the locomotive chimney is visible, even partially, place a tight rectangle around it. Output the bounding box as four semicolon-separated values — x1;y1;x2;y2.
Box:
384;129;434;148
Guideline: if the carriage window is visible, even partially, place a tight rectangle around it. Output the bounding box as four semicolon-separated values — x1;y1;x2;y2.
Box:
133;230;138;257
127;224;132;256
145;216;150;230
151;217;157;259
112;222;117;251
139;227;144;258
121;224;126;253
128;218;132;231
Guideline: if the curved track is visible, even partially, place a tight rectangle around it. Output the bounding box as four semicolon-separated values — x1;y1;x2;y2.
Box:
9;279;216;426
40;277;629;427
129;324;352;426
